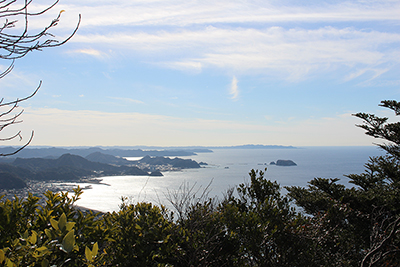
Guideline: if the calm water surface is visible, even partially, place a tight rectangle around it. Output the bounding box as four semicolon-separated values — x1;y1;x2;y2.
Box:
73;146;384;212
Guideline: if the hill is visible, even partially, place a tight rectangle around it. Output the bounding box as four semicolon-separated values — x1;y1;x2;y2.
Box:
85;152;132;165
137;155;202;168
0;172;26;189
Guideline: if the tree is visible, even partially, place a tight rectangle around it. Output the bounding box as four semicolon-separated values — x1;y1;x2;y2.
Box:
286;100;400;267
0;0;81;156
352;100;400;267
219;169;309;266
105;201;176;266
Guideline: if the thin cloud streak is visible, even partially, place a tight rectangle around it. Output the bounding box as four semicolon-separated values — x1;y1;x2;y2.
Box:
230;76;239;100
50;1;400;28
72;27;400;79
69;48;105;57
109;97;144;104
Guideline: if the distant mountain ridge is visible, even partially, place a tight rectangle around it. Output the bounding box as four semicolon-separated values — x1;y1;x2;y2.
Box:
110;144;296;150
85;152;132;165
0;144;295;160
209;144;296;149
0;146;198;159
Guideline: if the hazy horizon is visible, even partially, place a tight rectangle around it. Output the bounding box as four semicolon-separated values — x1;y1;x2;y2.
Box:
2;0;399;147
0;144;380;150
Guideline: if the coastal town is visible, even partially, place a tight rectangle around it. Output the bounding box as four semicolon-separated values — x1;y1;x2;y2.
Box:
0;178;96;206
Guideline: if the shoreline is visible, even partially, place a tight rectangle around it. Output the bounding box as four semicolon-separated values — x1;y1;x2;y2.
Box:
0;177;104;205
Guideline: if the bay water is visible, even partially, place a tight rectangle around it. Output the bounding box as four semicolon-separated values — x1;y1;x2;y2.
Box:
73;146;384;213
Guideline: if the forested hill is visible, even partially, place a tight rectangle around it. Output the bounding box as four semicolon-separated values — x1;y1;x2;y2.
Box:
1;153;148;184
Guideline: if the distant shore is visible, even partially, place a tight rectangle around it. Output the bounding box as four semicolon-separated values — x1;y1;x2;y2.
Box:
0;177;102;206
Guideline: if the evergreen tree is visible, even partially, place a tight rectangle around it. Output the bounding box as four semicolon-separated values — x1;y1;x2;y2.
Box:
287;100;400;267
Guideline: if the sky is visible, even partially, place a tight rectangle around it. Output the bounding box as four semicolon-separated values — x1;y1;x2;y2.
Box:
1;0;400;147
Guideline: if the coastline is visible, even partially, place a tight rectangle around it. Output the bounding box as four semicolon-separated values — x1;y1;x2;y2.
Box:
0;177;104;206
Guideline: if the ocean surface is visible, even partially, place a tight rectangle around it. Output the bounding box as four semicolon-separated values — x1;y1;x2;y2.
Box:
71;146;385;213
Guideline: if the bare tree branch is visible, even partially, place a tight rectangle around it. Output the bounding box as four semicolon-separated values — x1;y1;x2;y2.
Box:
0;59;13;78
0;80;40;107
361;210;400;267
0;130;22;141
0;130;33;156
0;0;80;156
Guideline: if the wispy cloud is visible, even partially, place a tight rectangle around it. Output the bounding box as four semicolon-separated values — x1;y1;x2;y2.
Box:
68;48;106;58
345;68;390;83
344;68;370;81
52;1;400;29
229;76;239;100
73;27;400;80
109;97;144;104
0;68;41;98
264;115;273;121
159;61;202;73
30;0;395;83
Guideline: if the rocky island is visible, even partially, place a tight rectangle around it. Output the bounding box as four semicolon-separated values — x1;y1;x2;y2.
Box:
270;160;297;166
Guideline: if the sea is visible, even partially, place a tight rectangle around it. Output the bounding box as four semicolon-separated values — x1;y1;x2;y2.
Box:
70;146;385;213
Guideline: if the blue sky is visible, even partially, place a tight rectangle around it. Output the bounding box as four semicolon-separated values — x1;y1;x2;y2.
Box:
1;0;400;147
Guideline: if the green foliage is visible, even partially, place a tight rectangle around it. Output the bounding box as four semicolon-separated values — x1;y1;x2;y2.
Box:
0;213;80;266
287;178;368;266
0;188;107;267
172;199;237;266
352;100;400;267
84;242;99;267
104;201;176;267
220;169;309;266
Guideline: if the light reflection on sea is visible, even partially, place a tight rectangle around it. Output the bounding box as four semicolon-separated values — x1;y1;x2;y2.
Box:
71;147;384;213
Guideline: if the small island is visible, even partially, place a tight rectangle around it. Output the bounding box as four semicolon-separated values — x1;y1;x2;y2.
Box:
270;160;297;166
